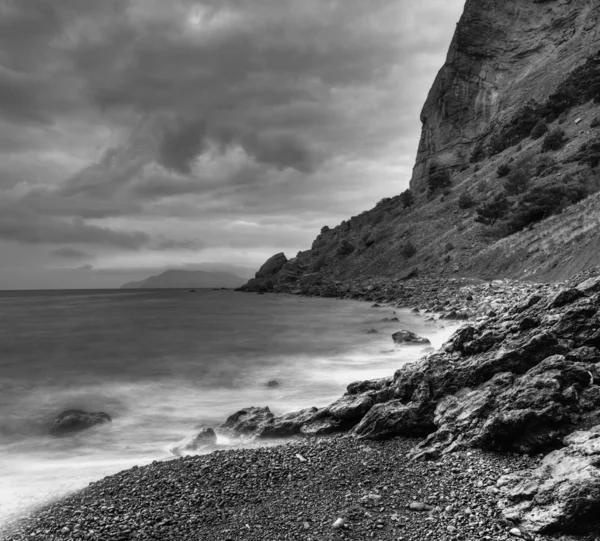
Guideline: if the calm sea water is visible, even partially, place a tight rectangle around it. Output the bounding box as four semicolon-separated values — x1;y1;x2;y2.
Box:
0;289;455;525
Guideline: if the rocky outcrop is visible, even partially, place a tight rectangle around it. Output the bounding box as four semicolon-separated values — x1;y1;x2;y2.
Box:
255;253;288;279
219;406;275;435
392;330;431;345
219;272;600;536
498;426;600;534
50;410;112;435
235;0;600;293
224;273;600;456
169;427;217;455
238;253;288;292
410;0;600;194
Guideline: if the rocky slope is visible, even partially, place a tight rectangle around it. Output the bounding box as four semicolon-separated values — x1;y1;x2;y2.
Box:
240;0;600;293
226;270;600;534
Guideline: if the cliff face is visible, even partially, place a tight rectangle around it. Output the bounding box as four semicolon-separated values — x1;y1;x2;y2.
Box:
241;0;600;293
411;0;600;194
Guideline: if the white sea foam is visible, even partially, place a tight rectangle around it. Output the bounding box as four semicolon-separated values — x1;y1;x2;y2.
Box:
0;291;460;526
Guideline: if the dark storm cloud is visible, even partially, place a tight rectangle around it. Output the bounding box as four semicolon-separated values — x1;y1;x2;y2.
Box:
21;188;143;219
0;211;149;249
0;68;51;125
153;238;204;251
0;0;465;282
51;247;90;259
42;0;422;192
158;120;209;174
156;121;321;175
0;0;459;186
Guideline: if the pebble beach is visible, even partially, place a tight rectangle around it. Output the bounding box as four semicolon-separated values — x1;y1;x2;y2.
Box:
5;273;600;541
2;436;548;541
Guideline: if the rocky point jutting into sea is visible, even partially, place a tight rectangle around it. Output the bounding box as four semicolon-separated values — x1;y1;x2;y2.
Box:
5;0;600;540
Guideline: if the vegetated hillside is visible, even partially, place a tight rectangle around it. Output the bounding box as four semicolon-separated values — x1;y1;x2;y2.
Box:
121;269;246;289
241;0;600;292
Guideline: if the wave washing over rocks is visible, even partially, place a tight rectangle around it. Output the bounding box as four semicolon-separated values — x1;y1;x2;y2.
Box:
5;271;600;540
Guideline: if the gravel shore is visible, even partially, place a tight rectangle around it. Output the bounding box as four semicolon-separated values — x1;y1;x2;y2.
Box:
2;435;557;541
5;274;600;541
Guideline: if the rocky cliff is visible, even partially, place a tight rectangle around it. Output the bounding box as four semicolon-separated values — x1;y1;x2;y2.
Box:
411;0;600;195
240;0;600;293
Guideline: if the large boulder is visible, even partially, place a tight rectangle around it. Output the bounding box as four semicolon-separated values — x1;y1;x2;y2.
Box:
257;407;319;438
255;253;288;279
299;394;376;436
352;400;435;440
412;354;598;458
170;427;217;455
50;410;111;435
392;330;431;345
219;406;274;435
498;426;600;534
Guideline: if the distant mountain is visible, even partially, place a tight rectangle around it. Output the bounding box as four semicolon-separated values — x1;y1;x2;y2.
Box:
120;269;246;289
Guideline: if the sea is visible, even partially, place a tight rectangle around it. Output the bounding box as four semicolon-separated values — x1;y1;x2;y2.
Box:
0;289;457;526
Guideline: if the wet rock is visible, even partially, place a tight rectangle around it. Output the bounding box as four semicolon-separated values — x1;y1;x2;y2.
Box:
256;407;319;438
414;350;598;457
219;406;274;435
499;425;600;534
323;393;375;423
352;400;435;440
346;377;392;396
392;330;431;345
444;325;476;353
50;410;112;436
170;427;217;455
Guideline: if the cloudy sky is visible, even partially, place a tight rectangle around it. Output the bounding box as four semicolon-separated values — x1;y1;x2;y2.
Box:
0;0;464;289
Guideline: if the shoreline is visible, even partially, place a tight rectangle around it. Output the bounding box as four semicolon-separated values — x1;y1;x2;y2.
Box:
2;436;547;541
3;272;599;540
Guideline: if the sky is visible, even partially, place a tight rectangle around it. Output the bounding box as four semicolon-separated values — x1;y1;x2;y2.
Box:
0;0;465;289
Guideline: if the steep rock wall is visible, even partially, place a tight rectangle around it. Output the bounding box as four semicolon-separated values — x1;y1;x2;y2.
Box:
411;0;600;194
